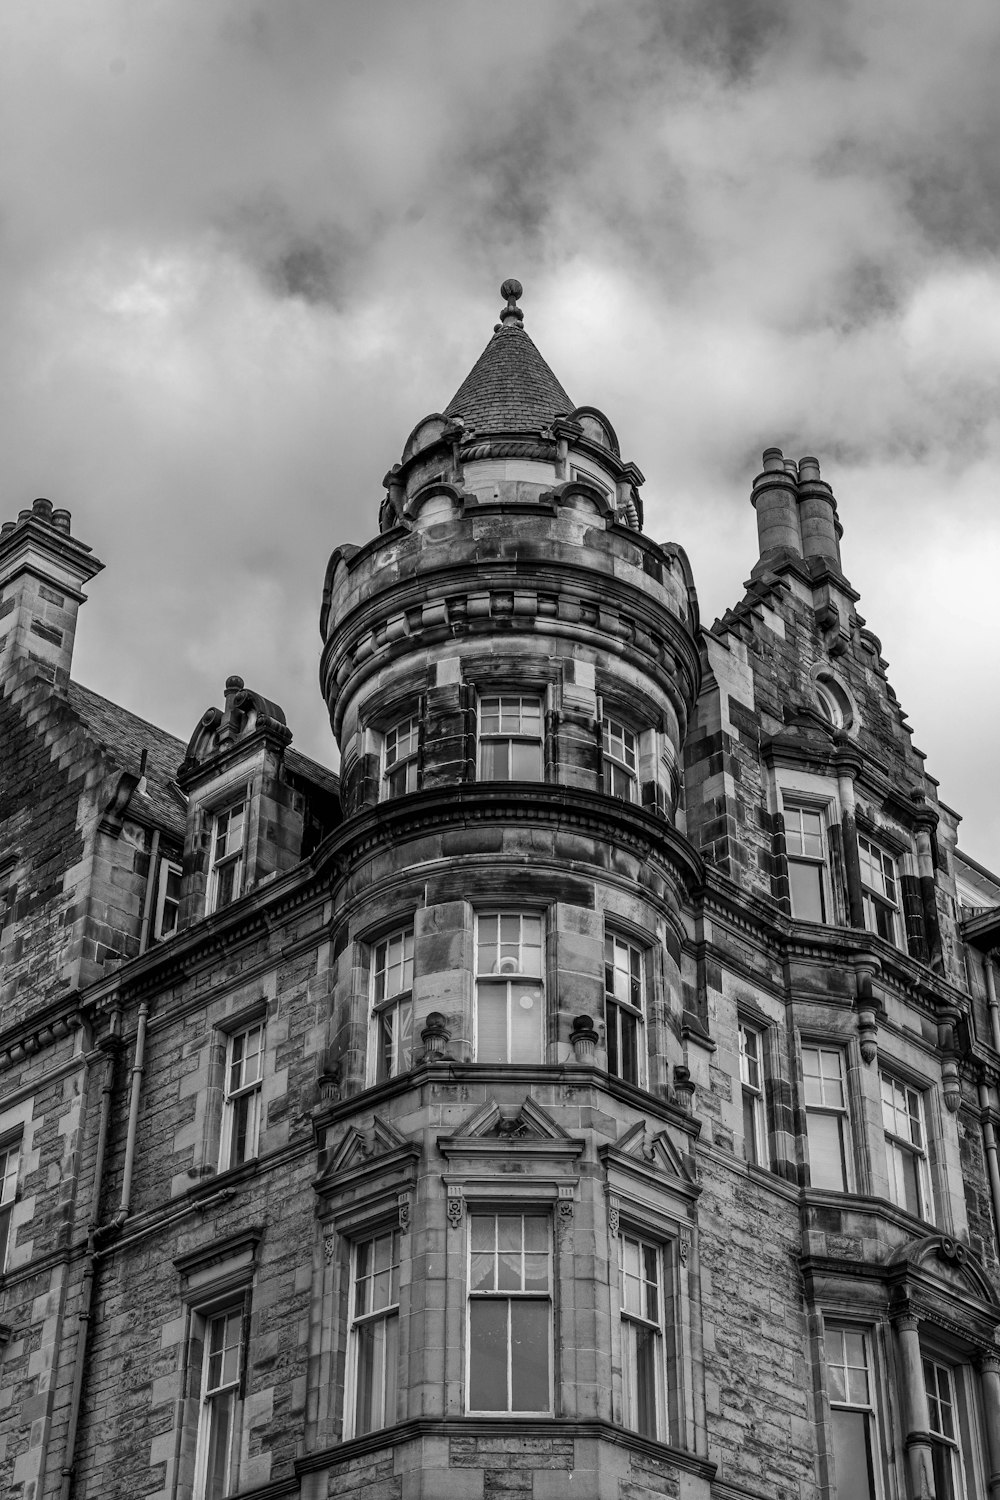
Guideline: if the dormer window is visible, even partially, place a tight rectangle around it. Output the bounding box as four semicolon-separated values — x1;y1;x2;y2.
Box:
208;800;247;913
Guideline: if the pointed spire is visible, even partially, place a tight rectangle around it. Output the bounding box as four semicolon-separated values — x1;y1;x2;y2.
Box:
445;279;573;434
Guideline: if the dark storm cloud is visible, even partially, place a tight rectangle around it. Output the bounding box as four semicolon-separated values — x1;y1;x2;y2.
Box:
0;0;998;860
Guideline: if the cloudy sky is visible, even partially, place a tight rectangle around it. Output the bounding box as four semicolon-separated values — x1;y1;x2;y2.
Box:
2;1;998;865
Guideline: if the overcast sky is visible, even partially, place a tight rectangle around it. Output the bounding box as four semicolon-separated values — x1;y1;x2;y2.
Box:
2;1;998;866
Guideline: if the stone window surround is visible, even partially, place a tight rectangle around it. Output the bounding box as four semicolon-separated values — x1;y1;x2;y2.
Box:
737;1015;769;1169
781;792;835;925
879;1064;936;1226
366;924;415;1087
172;1229;261;1500
819;1317;888;1500
800;1038;855;1194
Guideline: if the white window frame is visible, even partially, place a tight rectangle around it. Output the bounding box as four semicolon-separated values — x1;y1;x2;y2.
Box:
0;1139;20;1272
802;1045;851;1191
602;716;639;802
382;715;420;800
880;1071;932;1221
345;1226;401;1439
858;834;901;948
207;798;247;914
478;694;544;783
153;857;183;941
825;1324;884;1499
604;932;646;1087
474;912;545;1064
783;801;830;924
739;1021;767;1167
922;1352;986;1500
619;1229;671;1440
368;928;414;1085
192;1303;245;1500
466;1211;552;1415
219;1022;265;1171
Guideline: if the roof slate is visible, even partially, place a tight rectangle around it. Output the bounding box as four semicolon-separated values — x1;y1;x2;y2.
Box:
67;682;340;841
445;320;573;434
68;682;188;841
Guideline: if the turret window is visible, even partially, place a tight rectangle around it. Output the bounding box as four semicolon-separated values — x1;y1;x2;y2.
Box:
858;836;900;946
208;800;247;913
604;933;645;1086
369;928;414;1084
478;696;543;782
602;717;639;802
383;716;420;800
474;913;544;1063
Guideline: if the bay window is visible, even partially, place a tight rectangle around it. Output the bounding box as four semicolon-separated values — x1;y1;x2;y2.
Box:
467;1213;551;1414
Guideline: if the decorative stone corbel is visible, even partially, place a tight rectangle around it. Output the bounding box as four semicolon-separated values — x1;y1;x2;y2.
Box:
852;957;882;1064
938;1006;963;1113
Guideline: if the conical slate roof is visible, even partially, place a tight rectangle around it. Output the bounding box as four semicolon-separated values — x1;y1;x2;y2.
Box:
445;280;573;433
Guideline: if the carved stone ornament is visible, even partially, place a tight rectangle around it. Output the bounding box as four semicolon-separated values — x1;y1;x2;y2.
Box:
608;1197;621;1238
398;1194;411;1234
323;1233;337;1264
447;1190;464;1229
678;1231;691;1267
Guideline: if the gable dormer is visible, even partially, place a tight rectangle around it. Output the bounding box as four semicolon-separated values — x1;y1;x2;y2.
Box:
176;675;304;925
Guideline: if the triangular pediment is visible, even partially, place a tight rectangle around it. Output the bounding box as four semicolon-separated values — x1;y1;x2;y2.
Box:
448;1094;572;1143
321;1114;412;1180
604;1119;699;1188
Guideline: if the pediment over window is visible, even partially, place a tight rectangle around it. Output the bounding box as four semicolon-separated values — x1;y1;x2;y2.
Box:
600;1119;702;1202
437;1094;585;1166
887;1232;1000;1320
179;674;292;782
315;1113;420;1213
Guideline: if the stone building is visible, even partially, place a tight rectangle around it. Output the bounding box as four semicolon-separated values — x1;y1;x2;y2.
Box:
1;280;999;1500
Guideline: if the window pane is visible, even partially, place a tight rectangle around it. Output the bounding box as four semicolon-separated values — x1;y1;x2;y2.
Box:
789;860;825;922
510;1300;549;1411
831;1408;877;1499
204;1389;236;1500
477;988;509;1062
469;1300;508;1411
743;1090;761;1165
509;987;543;1063
807;1112;847;1190
632;1322;659;1437
511;740;543;780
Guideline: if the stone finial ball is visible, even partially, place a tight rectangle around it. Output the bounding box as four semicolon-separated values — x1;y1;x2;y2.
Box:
500;278;523;301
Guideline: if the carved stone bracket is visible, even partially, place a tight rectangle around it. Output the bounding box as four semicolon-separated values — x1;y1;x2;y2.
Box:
608;1194;621;1238
397;1193;412;1235
447;1187;464;1229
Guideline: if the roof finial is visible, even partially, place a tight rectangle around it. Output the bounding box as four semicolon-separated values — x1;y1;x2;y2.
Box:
498;278;524;327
